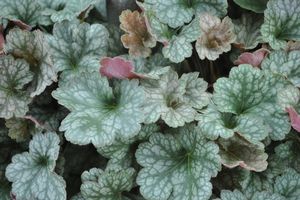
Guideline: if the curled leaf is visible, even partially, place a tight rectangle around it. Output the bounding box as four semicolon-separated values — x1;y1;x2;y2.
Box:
196;13;236;60
234;48;270;67
218;134;268;172
120;10;156;58
286;107;300;132
100;57;142;79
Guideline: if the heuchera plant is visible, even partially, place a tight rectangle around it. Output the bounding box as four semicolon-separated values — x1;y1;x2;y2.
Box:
0;0;300;200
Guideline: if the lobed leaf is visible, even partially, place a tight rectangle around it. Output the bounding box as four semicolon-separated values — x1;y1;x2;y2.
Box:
52;72;145;147
5;132;66;200
136;124;221;200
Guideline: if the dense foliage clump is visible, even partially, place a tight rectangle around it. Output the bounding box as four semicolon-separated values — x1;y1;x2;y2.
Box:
0;0;300;199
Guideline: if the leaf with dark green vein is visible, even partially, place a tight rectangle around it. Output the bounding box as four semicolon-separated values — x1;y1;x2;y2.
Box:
213;64;290;140
136;124;221;200
52;72;145;147
5;132;66;200
261;50;300;87
5;28;57;97
0;56;33;119
47;21;109;84
261;0;300;50
80;167;135;200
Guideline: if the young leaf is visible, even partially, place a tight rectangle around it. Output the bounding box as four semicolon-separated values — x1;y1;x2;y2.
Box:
136;124;221;200
196;13;236;60
80;167;135;200
233;0;268;13
261;0;300;50
5;132;66;200
100;57;142;79
142;0;228;28
213;64;291;140
142;69;210;127
47;21;109;83
5;28;57;97
0;56;33;119
286;107;300;132
218;134;268;172
0;0;42;26
119;10;156;58
261;50;300;87
52;72;145;147
233;14;264;49
234;48;270;67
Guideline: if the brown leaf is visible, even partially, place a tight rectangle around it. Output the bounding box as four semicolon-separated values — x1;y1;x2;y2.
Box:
196;13;236;60
119;10;156;57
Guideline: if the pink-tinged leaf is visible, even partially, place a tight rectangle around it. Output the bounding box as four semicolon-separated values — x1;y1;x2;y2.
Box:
234;48;270;67
286;107;300;132
100;57;143;79
10;20;32;31
0;25;4;55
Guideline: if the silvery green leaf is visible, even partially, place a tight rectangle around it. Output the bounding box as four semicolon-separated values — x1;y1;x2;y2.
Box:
261;0;300;50
142;69;197;127
5;28;57;97
198;105;268;144
0;0;41;26
97;124;159;168
80;167;135;200
277;85;300;109
218;134;268;172
163;19;201;63
271;141;300;173
213;64;290;141
0;56;33;119
52;72;145;147
247;103;290;141
179;72;211;109
233;14;264;49
5;132;66;200
70;194;84;200
218;190;285;200
49;0;99;22
213;65;275;114
261;50;300;87
274;169;300;199
48;21;109;83
233;0;268;13
136;124;221;200
143;0;227;28
143;8;173;43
